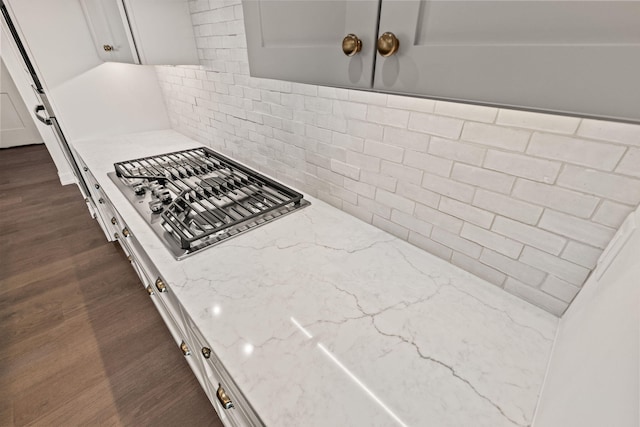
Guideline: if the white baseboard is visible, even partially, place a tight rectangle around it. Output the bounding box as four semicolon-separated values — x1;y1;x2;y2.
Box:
58;171;77;185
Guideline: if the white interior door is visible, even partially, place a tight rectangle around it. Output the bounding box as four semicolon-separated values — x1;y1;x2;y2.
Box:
242;0;380;88
374;0;640;122
0;58;42;148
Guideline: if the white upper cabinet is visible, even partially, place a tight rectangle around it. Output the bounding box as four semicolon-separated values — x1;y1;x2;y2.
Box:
242;0;379;89
81;0;199;65
243;0;640;123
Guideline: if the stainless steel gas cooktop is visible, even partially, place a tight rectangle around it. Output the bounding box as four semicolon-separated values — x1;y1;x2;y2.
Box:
108;147;309;259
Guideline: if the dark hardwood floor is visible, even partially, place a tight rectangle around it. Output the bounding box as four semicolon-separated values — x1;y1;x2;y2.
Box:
0;144;223;426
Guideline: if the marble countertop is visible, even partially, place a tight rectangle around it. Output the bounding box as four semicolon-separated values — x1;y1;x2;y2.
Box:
72;129;558;427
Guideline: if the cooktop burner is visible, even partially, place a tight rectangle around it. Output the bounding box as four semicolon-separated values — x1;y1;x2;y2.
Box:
108;147;309;259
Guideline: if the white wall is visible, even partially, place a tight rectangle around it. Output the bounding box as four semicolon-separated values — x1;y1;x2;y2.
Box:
155;0;640;315
533;206;640;426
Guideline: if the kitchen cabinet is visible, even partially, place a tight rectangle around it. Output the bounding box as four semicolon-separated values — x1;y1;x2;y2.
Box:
243;0;640;122
80;0;199;65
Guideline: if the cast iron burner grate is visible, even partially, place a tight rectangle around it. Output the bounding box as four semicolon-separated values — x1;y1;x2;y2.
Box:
112;147;309;257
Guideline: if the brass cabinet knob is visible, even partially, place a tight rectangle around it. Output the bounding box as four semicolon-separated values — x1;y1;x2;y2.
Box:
95;184;100;189
155;278;167;293
122;227;130;238
113;232;119;239
111;217;117;225
342;33;362;57
83;167;88;172
180;341;190;356
103;45;114;52
216;384;234;409
146;285;154;295
201;347;211;359
99;198;104;204
377;32;399;57
127;255;132;262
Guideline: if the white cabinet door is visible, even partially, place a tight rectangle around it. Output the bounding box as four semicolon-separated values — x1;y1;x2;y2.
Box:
242;0;380;89
123;0;199;65
374;0;640;121
80;0;199;65
80;0;137;63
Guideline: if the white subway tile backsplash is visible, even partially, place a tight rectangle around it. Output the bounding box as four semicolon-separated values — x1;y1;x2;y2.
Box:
383;127;430;152
375;189;415;214
578;119;640;146
427;137;485;166
364;140;405;163
616;148;640;178
557;165;640;205
492;216;566;256
480;249;546;287
561;241;602;269
527;133;625;171
155;1;640;314
461;122;530;152
381;161;423;185
435;101;498;123
540;276;580;304
450;163;514;194
366;105;411;129
520;247;590;286
460;223;523;259
422;172;475;203
539;210;615;249
452;253;506;286
372;215;409;240
496;109;580;134
439;197;494;229
402;151;452;178
408;112;464;139
504;278;566;316
396;182;440;209
408;232;453;261
591;201;634;228
387;95;436;113
431;227;482;259
484;150;561;183
473;189;543;225
330;159;360;180
512;179;599;218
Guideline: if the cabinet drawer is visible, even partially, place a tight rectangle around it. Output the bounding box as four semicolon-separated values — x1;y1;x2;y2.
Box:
182;315;263;427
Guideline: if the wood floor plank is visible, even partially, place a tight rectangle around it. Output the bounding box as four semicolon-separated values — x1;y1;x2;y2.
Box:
0;145;222;427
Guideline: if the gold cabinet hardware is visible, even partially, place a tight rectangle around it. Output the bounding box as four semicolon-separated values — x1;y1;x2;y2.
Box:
113;232;119;239
377;32;399;57
155;278;167;293
180;341;190;356
201;347;211;359
122;227;130;238
127;255;132;262
103;44;114;52
83;166;89;172
342;33;362;57
146;285;154;295
95;184;100;189
111;217;117;225
99;198;104;204
216;384;234;409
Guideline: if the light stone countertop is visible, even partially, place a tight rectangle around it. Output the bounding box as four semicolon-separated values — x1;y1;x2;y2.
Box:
72;129;558;427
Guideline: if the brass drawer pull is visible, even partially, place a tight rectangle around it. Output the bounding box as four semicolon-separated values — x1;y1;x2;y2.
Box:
180;341;190;356
111;217;117;225
377;31;399;57
95;183;100;189
146;285;154;295
216;384;234;409
155;278;167;293
122;227;130;237
83;166;88;172
201;347;211;359
342;33;362;57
